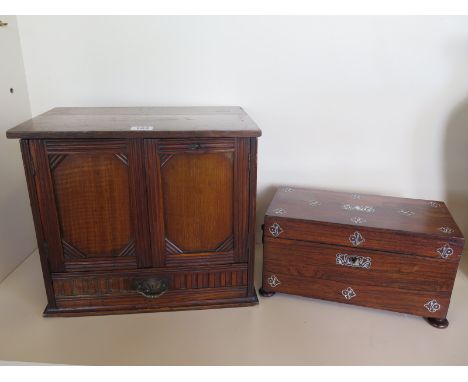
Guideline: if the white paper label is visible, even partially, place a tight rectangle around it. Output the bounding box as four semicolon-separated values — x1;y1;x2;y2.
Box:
130;126;154;131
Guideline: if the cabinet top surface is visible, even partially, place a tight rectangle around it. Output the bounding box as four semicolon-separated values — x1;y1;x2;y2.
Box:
6;107;262;139
266;186;464;240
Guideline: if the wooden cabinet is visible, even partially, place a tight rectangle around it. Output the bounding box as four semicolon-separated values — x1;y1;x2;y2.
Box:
7;107;261;316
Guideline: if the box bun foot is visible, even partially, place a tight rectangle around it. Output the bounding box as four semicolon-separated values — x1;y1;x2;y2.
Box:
259;288;275;297
425;317;449;329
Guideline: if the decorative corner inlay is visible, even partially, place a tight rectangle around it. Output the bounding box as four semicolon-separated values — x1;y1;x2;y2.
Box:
351;194;362;199
437;244;454;259
284;187;295;192
351;217;366;224
398;209;415;216
117;240;136;257
424;299;441;313
336;253;371;269
268;275;281;288
215;235;234;252
160;154;174;167
439;227;455;234
349;231;365;247
429;201;441;208
49;154;66;170
309;200;321;207
342;204;375;213
342;287;356;300
114;153;129;166
269;223;283;237
273;208;287;215
165;238;183;255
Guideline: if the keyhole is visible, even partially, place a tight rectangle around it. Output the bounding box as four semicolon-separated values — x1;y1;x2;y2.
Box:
10;88;14;94
350;256;358;264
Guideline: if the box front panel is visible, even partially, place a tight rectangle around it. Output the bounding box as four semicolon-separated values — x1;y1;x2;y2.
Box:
262;238;454;318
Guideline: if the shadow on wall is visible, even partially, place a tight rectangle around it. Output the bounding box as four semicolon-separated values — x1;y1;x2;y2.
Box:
444;97;468;276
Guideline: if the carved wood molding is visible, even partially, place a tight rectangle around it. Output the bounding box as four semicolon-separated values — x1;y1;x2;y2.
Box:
159;154;173;167
215;235;234;252
45;139;128;153
158;139;236;153
114;153;129;166
53;268;248;297
63;239;136;260
62;240;87;260
117;240;136;257
165;238;183;254
49;154;66;170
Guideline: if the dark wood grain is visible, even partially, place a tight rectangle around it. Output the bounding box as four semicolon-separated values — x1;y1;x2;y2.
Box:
263;238;458;292
266;186;464;241
6;107;262;139
264;186;464;260
261;271;450;319
8;109;260;317
161;151;233;252
20;140;57;308
52;152;132;257
246;137;258;297
261;186;464;324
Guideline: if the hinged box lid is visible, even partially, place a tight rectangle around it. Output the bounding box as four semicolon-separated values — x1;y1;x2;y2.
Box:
264;187;464;261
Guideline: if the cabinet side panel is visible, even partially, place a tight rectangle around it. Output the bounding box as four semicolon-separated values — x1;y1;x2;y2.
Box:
20;139;56;308
247;137;258;296
234;138;250;263
29;140;64;272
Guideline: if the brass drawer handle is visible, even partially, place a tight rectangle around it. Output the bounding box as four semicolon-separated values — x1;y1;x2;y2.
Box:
0;20;8;27
133;278;168;298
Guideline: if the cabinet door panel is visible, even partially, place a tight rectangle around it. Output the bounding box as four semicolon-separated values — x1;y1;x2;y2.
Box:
162;152;234;252
53;153;132;257
30;139;150;272
146;138;250;266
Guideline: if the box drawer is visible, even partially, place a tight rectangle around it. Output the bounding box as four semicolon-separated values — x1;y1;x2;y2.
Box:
263;238;458;292
261;271;450;318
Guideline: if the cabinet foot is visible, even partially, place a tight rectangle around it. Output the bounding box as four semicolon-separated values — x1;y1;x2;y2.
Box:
259;288;275;297
425;317;449;329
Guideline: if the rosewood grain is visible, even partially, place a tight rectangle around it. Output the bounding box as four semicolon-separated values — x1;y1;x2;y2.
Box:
261;186;464;328
7;107;261;316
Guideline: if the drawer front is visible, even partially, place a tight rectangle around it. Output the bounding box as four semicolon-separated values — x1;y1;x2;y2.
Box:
261;271;450;318
264;216;463;262
52;264;248;310
262;239;455;318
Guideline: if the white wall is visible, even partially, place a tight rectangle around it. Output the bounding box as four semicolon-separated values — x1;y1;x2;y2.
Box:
0;15;35;281
16;16;468;240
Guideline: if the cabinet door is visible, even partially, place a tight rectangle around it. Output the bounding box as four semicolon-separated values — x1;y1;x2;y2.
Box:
29;139;151;273
146;138;250;266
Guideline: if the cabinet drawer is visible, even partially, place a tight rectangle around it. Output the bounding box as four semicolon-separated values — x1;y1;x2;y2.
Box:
51;264;250;315
263;238;458;292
